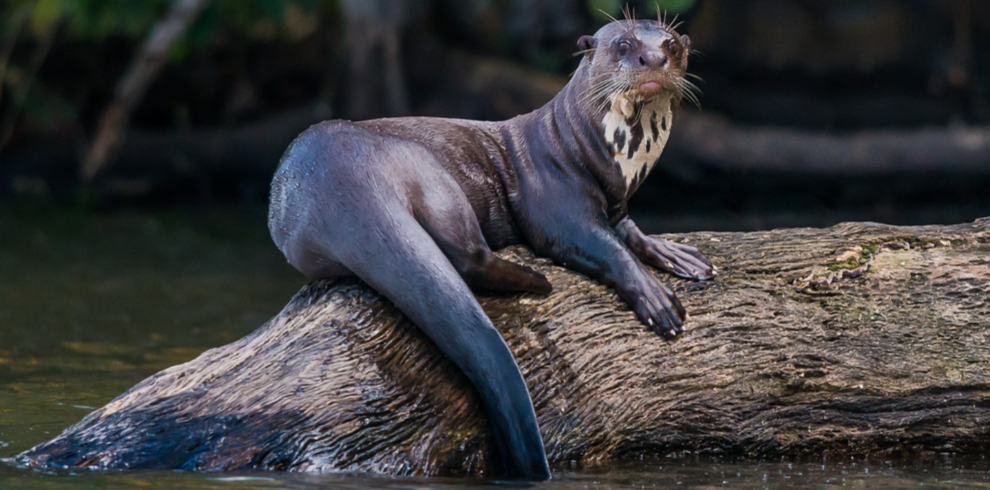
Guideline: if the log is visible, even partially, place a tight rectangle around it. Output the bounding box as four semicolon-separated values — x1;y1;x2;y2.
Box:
15;219;990;476
671;112;990;175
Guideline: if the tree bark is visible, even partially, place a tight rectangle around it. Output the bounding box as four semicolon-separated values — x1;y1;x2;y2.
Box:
16;219;990;476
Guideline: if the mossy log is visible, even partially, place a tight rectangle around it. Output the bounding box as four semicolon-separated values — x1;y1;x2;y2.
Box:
17;219;990;476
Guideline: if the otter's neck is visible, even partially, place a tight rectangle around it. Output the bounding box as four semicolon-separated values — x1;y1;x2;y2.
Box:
500;69;673;204
518;80;614;175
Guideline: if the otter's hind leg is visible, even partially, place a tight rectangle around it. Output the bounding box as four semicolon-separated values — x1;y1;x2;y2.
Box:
468;256;553;295
414;188;552;295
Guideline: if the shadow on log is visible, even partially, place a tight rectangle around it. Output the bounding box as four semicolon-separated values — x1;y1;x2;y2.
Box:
14;219;990;476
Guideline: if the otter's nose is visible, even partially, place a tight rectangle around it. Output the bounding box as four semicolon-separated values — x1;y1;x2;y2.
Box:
637;50;668;69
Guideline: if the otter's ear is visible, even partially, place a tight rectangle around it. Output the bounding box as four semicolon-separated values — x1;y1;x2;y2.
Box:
577;35;597;53
681;35;692;53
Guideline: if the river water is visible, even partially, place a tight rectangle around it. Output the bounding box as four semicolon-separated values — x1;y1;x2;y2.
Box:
1;205;987;489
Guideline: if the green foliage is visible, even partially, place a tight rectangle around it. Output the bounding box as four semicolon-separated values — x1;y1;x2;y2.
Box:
0;0;330;140
1;0;328;47
60;0;171;38
30;0;65;35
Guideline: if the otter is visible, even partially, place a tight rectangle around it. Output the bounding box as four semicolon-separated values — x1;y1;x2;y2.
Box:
268;17;714;480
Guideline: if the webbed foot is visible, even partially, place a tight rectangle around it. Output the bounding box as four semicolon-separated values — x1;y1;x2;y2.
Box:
617;265;686;338
630;236;715;281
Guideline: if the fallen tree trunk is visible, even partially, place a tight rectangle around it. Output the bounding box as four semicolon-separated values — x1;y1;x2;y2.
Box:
671;112;990;175
16;219;990;476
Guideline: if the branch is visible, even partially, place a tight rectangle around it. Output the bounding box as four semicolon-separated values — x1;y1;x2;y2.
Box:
81;0;210;182
670;112;990;175
0;5;57;157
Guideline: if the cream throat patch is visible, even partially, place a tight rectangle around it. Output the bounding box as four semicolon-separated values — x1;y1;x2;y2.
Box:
602;93;672;195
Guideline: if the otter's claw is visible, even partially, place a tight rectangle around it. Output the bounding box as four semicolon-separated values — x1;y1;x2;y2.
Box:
619;266;686;338
637;237;715;281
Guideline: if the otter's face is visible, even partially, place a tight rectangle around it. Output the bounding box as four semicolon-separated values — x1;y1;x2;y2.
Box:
577;19;693;107
576;20;695;195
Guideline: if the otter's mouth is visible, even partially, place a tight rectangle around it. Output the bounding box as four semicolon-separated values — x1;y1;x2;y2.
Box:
633;74;680;100
638;81;663;97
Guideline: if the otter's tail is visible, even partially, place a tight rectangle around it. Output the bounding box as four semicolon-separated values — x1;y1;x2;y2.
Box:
329;212;551;479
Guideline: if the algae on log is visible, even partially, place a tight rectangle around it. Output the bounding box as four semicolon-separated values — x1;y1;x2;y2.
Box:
17;219;990;476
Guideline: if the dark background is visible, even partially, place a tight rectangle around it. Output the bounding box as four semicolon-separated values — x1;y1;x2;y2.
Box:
1;0;988;232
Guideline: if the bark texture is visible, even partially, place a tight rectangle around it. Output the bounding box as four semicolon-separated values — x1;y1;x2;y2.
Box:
16;219;990;476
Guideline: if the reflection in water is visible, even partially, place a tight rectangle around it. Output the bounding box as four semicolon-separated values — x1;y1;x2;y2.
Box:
0;206;987;489
0;205;304;458
2;458;989;489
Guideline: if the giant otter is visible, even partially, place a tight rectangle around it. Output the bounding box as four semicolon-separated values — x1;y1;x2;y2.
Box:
268;16;714;480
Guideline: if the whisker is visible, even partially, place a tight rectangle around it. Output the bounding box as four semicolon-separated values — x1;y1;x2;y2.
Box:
584;84;626;108
674;78;702;108
580;78;630;114
581;87;611;110
638;98;651;120
578;78;623;106
584;83;616;101
622;4;637;30
578;75;611;97
597;8;619;23
656;8;684;32
678;76;700;90
602;89;624;112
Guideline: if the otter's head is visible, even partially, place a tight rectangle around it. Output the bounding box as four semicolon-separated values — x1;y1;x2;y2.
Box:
574;18;695;193
576;18;695;111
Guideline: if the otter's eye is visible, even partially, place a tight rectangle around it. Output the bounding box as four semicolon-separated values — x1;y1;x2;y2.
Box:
617;41;632;56
667;39;681;56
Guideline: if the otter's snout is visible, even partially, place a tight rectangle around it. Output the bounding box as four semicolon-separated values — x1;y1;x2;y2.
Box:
638;50;669;69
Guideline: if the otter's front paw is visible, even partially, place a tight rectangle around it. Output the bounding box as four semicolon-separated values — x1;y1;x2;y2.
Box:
617;269;687;338
631;236;715;281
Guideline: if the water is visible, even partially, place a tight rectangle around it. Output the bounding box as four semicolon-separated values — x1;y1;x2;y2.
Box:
1;458;988;489
1;205;988;489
